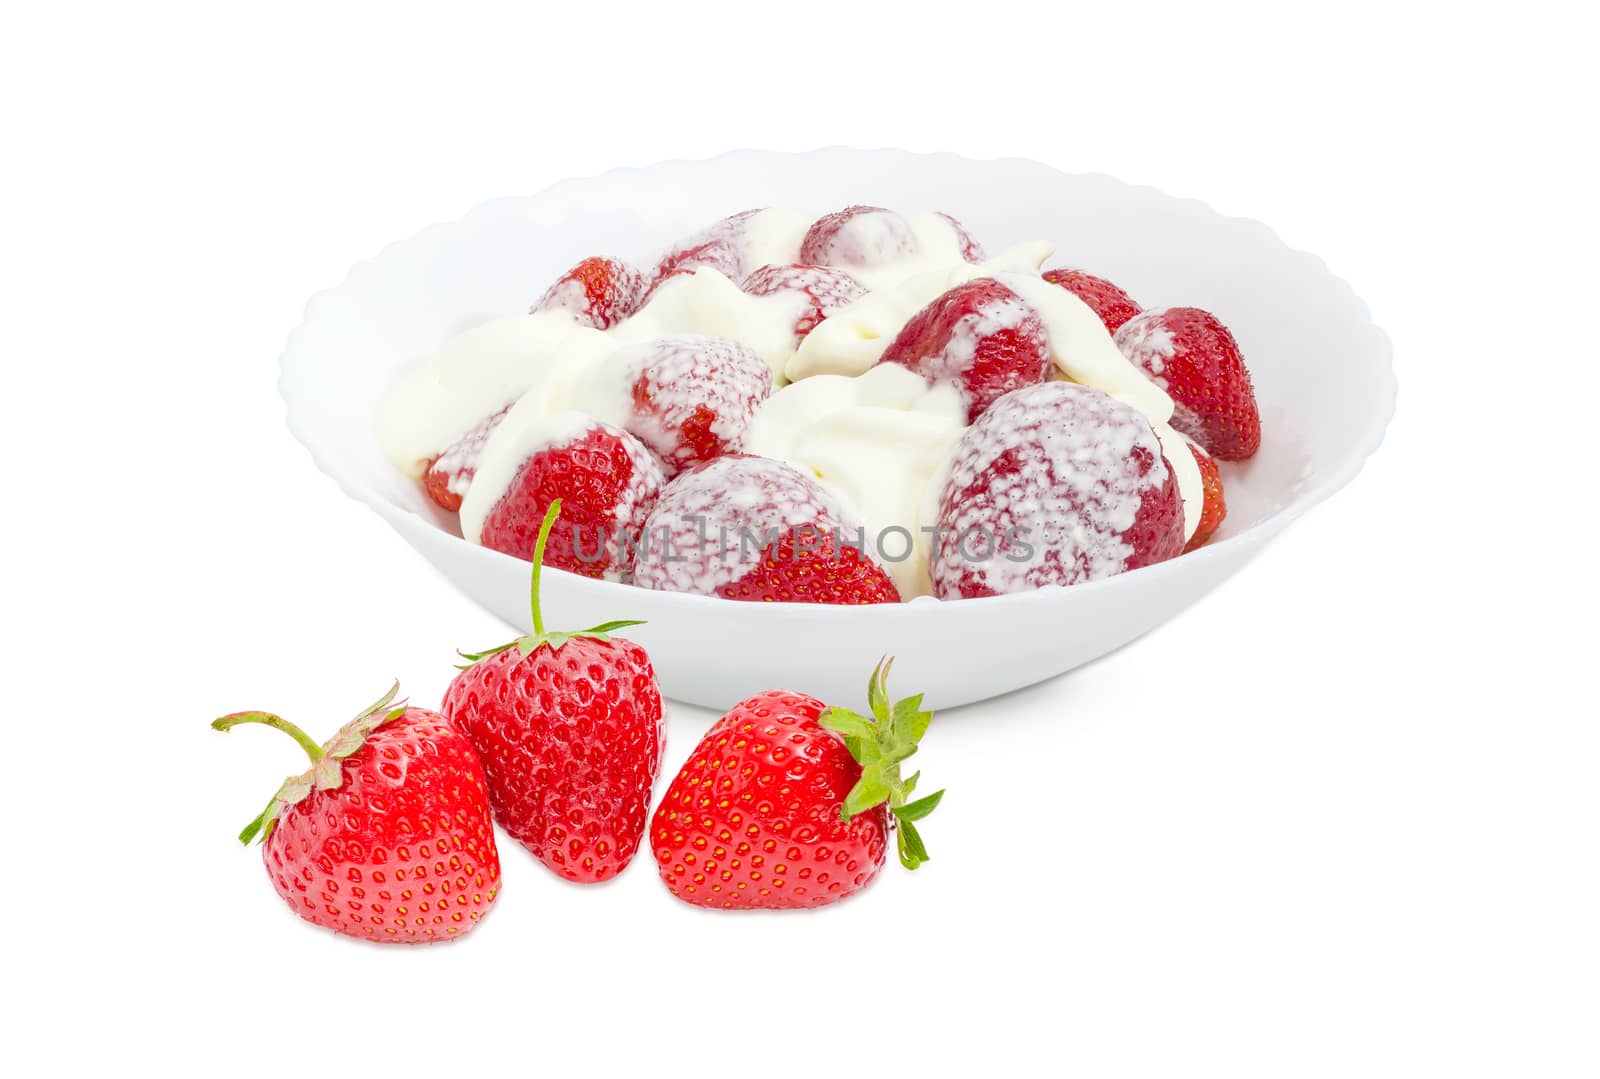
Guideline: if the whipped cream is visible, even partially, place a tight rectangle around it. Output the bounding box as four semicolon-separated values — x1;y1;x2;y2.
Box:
747;365;967;599
378;267;808;478
376;205;1205;586
786;242;1054;382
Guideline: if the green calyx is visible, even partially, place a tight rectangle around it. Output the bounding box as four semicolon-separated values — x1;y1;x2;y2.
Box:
820;657;945;871
456;499;644;667
211;682;408;845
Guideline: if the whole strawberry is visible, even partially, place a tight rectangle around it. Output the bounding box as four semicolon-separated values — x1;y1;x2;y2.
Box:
445;500;665;883
423;404;511;512
880;277;1051;421
531;255;648;330
1114;306;1262;460
931;381;1185;598
1042;267;1142;333
739;264;866;345
462;414;665;581
632;455;900;605
212;684;501;943
1183;435;1228;552
651;658;943;910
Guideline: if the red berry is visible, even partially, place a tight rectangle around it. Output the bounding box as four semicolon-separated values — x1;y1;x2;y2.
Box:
649;209;763;293
1114;307;1262;460
739;263;866;343
718;523;901;604
531;256;648;330
937;211;987;261
633;455;899;605
800;205;919;269
473;418;665;581
652;690;884;909
1183;437;1227;552
213;687;501;943
879;277;1050;422
446;637;662;883
620;335;773;477
447;502;665;884
1042;268;1141;333
423;405;511;512
651;660;942;910
931;381;1185;598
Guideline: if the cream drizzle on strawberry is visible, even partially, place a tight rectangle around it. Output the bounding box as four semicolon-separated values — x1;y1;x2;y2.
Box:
378;206;1207;587
631;456;860;598
459;410;663;568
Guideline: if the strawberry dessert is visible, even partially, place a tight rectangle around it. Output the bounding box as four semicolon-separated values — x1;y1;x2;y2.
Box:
377;204;1259;603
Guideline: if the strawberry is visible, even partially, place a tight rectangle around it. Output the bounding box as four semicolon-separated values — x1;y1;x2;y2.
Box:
1183;436;1227;553
633;455;900;605
937;211;987;261
651;658;943;910
879;277;1051;421
423;405;511;512
212;684;501;943
464;414;665;581
1114;306;1262;460
446;501;665;883
619;335;773;477
531;256;648;330
931;381;1185;598
649;209;763;293
800;205;920;269
739;263;866;343
1042;267;1141;334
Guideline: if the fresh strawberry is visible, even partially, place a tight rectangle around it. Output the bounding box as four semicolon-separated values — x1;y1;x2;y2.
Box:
800;205;920;269
633;455;900;605
717;524;901;604
879;277;1051;421
937;211;987;261
619;335;773;476
651;658;943;910
739;263;866;343
931;381;1185;598
531;256;648;330
465;414;665;581
649;209;763;293
423;405;511;512
446;501;665;884
1114;306;1261;460
1042;267;1141;334
1183;436;1227;552
212;684;501;943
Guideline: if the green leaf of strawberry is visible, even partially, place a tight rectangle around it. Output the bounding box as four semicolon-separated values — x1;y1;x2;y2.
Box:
893;789;944;822
211;681;407;844
819;656;945;871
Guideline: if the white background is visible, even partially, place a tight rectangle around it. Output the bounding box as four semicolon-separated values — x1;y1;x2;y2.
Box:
4;1;1596;1075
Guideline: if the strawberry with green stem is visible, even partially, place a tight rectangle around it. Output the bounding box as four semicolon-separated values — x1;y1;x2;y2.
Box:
445;499;666;883
651;656;943;909
212;683;501;943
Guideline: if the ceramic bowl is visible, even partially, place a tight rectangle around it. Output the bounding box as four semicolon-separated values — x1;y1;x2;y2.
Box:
280;148;1394;709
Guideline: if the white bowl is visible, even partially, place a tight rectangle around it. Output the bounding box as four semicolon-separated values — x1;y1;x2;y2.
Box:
280;148;1394;710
